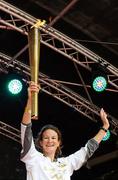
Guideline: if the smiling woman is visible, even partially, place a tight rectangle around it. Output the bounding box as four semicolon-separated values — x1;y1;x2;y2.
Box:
20;81;110;180
35;124;62;160
0;0;118;179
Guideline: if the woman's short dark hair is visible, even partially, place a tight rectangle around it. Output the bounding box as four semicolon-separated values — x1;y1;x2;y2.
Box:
35;124;63;159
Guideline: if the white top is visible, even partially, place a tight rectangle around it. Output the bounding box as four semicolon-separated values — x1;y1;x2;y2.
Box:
21;123;99;180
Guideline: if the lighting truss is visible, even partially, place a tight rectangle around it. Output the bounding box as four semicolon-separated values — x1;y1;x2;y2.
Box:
0;0;118;134
88;149;118;167
0;118;118;167
0;0;118;168
0;52;118;136
0;0;118;90
0;121;20;143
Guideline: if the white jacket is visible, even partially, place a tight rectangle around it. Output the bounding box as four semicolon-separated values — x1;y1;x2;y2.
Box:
21;123;99;180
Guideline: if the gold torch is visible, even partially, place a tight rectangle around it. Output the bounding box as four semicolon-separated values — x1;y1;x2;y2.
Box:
28;27;40;119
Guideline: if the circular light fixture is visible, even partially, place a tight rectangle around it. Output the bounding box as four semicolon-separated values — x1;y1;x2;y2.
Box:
8;79;23;95
92;76;107;92
102;130;111;141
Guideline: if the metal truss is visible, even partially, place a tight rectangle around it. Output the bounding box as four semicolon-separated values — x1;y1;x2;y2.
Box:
0;117;118;167
0;121;20;143
0;52;118;136
0;0;118;90
0;1;118;168
87;149;118;167
0;1;118;134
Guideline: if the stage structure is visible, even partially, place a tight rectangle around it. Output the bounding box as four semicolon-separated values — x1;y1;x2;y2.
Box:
0;0;118;133
0;0;118;130
0;0;118;168
0;0;118;91
0;52;118;135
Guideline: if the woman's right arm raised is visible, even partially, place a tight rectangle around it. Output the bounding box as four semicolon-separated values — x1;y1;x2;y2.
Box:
22;82;40;125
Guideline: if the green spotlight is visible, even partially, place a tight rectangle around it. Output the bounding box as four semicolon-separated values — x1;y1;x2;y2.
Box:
102;130;111;141
91;64;108;92
92;76;107;92
8;79;23;95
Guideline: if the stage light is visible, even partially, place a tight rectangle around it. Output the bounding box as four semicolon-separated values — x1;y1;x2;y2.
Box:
92;76;107;92
8;79;23;95
102;130;111;141
91;64;108;92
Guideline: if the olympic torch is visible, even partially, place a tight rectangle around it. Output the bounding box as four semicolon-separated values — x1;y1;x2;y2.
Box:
28;27;40;119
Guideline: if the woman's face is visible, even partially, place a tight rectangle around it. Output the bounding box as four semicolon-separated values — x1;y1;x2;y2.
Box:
40;129;60;157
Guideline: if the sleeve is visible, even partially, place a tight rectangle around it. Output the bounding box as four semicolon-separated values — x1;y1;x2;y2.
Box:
66;138;99;175
20;123;38;164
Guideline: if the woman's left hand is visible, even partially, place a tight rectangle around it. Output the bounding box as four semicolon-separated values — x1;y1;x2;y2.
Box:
100;108;110;129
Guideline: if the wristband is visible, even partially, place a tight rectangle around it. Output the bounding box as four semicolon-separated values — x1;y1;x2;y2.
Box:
100;127;108;133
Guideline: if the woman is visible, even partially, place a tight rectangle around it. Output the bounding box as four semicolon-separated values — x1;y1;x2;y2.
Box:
21;82;110;180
